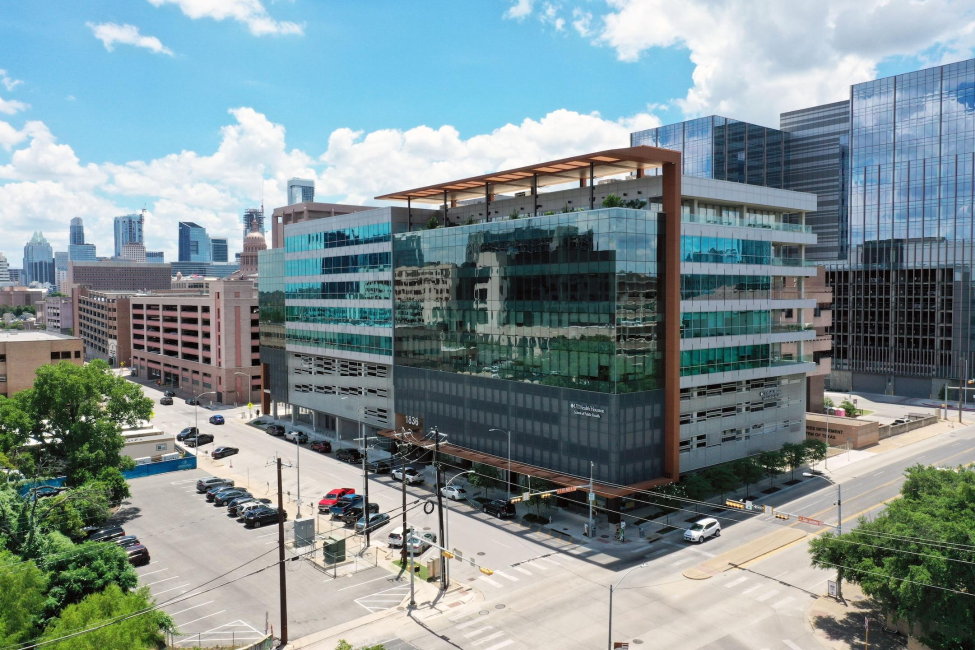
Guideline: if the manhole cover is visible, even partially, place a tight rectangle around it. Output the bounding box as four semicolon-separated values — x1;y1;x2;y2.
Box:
467;578;476;582
477;551;486;556
479;610;489;616
423;526;431;531
633;640;644;645
495;604;505;610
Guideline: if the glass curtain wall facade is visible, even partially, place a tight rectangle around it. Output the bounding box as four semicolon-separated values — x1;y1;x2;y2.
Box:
178;222;212;263
259;248;288;415
828;59;975;392
113;214;144;258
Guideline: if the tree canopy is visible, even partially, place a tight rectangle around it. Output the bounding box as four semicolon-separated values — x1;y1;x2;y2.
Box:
808;465;975;649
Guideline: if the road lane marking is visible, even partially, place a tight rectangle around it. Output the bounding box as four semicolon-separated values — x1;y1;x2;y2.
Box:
494;571;519;582
338;575;400;591
483;640;514;650
773;596;795;610
145;576;179;587
772;570;790;579
139;568;168;577
513;566;532;576
725;577;748;589
492;540;512;549
670;557;694;567
644;549;667;560
528;561;549;571
170;601;215;617
479;576;503;588
872;471;884;477
463;626;495;638
756;589;779;602
471;632;505;646
177;610;227;628
153;583;191;596
783;641;803;650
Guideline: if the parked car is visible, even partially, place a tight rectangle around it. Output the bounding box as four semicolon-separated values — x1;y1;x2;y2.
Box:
440;485;468;501
318;488;355;513
159;396;174;405
329;494;369;519
196;477;233;493
89;526;126;542
237;501;268;519
407;531;437;555
209;414;225;425
481;500;516;519
214;489;251;506
30;485;64;499
185;397;199;405
226;497;257;515
310;441;332;454
211;446;238;459
177;427;200;441
336;448;362;464
354;512;391;534
265;424;286;436
184;433;214;447
684;517;721;543
367;459;391;474
285;430;308;444
244;506;287;529
392;467;425;485
126;544;150;566
114;535;142;549
206;485;240;501
387;527;406;548
342;502;380;526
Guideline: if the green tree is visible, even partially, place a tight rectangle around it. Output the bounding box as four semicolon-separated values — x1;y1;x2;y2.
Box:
624;198;648;209
335;641;387;650
467;463;503;493
840;399;861;417
425;216;440;230
0;393;33;459
20;360;149;485
703;466;740;500
756;450;786;490
43;541;138;616
94;467;131;506
823;396;834;409
809;465;975;649
780;442;808;482
681;473;713;504
526;478;557;517
40;584;174;650
0;551;47;646
731;457;763;499
601;194;625;208
508;209;521;220
803;438;829;467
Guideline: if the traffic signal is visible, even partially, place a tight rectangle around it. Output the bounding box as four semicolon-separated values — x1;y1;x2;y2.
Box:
540;493;552;499
509;497;523;504
725;499;746;510
479;567;494;576
442;550;455;560
775;513;790;520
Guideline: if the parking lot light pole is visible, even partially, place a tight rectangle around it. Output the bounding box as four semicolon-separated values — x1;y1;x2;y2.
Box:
193;391;218;457
608;563;649;650
804;472;842;600
489;428;512;500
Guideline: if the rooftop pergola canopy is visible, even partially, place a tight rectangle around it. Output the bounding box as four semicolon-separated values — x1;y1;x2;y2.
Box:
375;146;681;204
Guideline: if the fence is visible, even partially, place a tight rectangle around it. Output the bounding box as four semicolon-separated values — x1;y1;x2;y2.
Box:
878;415;938;440
122;455;198;480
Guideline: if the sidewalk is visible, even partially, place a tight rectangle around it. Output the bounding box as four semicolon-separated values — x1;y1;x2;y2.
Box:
805;583;907;650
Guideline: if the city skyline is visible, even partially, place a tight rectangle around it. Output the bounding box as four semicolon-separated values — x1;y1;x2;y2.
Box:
2;1;974;265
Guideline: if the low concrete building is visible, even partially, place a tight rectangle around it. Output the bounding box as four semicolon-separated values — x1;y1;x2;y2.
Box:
43;296;73;334
0;330;83;396
120;425;177;461
806;412;879;450
0;286;44;307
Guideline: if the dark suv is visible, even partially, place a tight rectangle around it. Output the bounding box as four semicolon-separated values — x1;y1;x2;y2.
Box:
481;500;517;519
266;424;286;437
89;526;126;542
342;502;380;526
213;489;251;506
177;427;200;441
329;494;368;518
244;506;287;529
336;448;362;464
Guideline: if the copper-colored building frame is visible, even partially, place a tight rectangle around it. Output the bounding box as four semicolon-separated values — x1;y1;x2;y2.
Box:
378;145;682;492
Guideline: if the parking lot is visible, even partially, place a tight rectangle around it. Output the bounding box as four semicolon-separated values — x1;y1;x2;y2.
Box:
117;468;409;646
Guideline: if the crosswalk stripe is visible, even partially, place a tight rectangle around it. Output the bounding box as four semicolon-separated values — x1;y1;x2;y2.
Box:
539;557;561;566
513;566;532;576
455;619;483;630
670;557;694;567
494;571;519;582
529;561;548;571
725;576;748;589
783;641;803;650
741;584;762;595
773;596;795;610
463;626;494;639
471;632;505;646
483;641;514;650
756;589;779;602
480;576;503;588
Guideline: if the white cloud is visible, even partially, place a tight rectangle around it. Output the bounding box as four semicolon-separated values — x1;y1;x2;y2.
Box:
0;69;23;92
504;0;534;21
0;95;28;116
0;121;105;188
146;0;304;36
0;120;26;151
554;0;975;125
87;22;175;55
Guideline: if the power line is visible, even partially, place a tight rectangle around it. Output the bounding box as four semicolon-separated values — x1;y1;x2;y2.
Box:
814;560;975;599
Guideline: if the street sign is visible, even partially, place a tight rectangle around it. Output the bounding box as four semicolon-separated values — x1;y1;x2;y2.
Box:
248;402;253;409
745;500;753;511
798;515;825;526
589;492;595;502
763;505;773;515
523;492;531;501
556;486;576;494
827;580;837;597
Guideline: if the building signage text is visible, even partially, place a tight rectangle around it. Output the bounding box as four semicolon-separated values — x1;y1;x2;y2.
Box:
571;403;605;419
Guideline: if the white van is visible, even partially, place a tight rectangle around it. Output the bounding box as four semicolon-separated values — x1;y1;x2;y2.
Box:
387;527;405;548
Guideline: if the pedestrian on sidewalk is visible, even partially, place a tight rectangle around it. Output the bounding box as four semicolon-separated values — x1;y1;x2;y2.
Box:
619;520;626;542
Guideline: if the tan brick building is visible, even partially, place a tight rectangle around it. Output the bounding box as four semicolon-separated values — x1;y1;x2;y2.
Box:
75;289;133;367
0;331;83;397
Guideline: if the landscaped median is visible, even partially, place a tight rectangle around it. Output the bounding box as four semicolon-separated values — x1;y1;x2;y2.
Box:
682;528;807;580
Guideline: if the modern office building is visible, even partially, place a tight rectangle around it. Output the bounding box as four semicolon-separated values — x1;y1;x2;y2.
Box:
54;251;69;292
69;217;85;246
0;286;44;307
170;261;240;278
75;288;134;366
66;261;172;292
68;243;97;262
210;238;229;263
287;178;316;205
7;269;22;286
0;253;10;284
178;222;211;263
146;251;165;264
114;214;144;258
243;208;265;239
381;147;817;489
43;295;73;334
129;278;261;404
120;242;147;263
0;331;83;397
269;201;374;249
23;232;55;286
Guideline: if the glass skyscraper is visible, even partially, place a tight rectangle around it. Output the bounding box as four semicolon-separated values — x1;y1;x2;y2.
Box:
114;214;144;258
287;178;315;205
178;222;212;263
23;231;55;285
210;238;229;263
69;217;85;246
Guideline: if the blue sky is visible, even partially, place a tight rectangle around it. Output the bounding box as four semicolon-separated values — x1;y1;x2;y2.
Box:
1;0;974;265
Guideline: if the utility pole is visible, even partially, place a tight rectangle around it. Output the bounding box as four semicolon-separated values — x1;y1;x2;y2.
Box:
432;426;447;590
399;437;408;566
295;436;302;518
276;457;288;646
362;436;371;547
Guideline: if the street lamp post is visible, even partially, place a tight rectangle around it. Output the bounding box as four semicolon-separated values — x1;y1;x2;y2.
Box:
607;562;650;649
234;371;252;410
193;391;218;458
442;470;474;588
342;396;372;547
803;472;842;600
488;428;512;501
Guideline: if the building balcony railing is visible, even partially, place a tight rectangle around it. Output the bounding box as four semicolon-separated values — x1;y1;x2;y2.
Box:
681;212;812;234
771;323;814;333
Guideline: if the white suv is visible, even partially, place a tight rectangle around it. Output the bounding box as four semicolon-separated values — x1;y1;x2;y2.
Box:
237;502;266;519
684;517;721;543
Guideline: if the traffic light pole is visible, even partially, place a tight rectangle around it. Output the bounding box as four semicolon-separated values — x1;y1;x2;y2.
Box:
432;426;447;590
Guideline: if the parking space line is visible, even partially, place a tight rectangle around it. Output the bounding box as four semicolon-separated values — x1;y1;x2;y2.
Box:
154;582;192;596
139;568;168;577
169;601;215;617
338;575;400;591
177;609;227;627
145;576;180;587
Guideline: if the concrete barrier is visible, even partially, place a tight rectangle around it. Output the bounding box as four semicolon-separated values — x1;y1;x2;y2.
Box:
878;415;938;440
